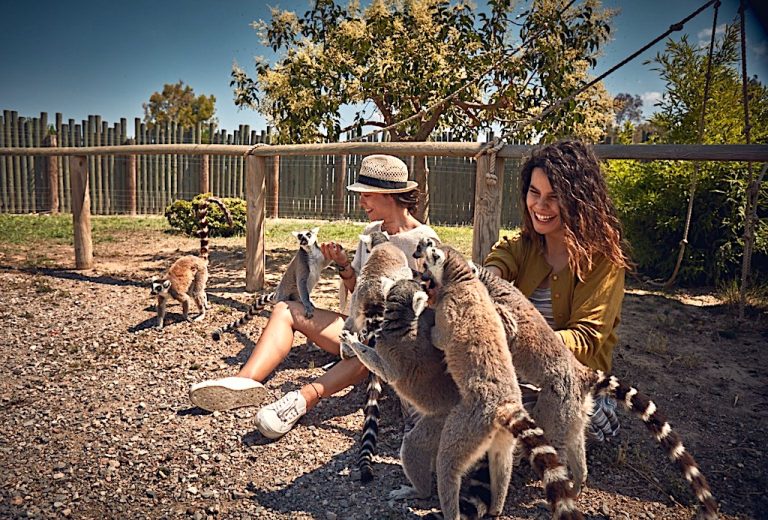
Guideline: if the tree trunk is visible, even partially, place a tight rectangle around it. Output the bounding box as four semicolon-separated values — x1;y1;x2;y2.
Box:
412;155;429;224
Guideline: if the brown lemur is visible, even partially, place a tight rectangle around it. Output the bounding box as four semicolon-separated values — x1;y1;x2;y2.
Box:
210;227;331;340
150;196;233;329
341;230;413;484
376;244;582;520
416;237;719;520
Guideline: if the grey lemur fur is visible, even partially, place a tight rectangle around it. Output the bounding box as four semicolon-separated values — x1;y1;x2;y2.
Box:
211;227;330;340
340;230;413;483
414;244;583;520
150;196;232;329
467;263;719;520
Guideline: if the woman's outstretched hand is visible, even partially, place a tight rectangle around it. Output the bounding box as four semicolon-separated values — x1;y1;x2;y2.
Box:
320;242;348;266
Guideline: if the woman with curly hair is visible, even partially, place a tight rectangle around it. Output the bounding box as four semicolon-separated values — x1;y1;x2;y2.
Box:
483;139;632;441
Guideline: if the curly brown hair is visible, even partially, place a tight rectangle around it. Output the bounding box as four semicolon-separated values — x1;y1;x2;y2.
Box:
519;139;631;280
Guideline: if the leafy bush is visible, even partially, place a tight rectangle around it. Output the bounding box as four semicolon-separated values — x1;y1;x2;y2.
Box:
605;159;767;286
164;193;246;237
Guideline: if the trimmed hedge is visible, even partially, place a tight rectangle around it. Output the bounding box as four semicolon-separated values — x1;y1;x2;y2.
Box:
164;193;246;237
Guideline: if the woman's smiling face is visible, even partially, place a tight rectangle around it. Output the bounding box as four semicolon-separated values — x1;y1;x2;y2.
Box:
359;192;396;221
526;167;562;237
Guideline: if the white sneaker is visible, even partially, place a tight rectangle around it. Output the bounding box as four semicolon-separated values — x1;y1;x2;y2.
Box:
255;391;307;439
189;376;269;412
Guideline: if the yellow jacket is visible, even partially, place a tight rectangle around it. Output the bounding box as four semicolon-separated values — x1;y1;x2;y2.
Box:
484;234;625;372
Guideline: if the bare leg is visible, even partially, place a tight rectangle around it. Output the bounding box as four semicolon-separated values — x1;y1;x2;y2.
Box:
236;301;368;411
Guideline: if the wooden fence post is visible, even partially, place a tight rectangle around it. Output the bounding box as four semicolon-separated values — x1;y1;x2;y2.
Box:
125;138;137;216
334;153;347;218
413;155;430;224
69;156;93;269
200;154;209;194
245;154;266;292
269;156;279;218
471;154;505;264
46;134;59;213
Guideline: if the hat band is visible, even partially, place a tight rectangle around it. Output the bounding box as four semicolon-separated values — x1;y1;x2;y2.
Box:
357;174;407;190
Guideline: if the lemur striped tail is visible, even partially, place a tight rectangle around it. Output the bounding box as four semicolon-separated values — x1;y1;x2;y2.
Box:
211;291;276;341
195;196;234;261
499;406;584;520
594;371;719;520
358;373;382;483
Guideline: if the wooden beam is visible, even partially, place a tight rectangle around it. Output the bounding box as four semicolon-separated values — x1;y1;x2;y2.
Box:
472;155;505;264
245;155;266;292
69;156;93;269
3;143;766;162
46;134;59;213
125;139;137;216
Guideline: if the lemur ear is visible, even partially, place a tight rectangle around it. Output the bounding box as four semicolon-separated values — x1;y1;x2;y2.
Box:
162;280;171;289
467;261;479;277
380;276;395;297
412;291;429;316
150;275;158;283
381;230;390;238
359;234;372;244
291;231;300;238
311;226;320;235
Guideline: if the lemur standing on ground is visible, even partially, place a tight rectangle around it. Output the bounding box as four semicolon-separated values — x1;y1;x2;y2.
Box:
150;196;233;329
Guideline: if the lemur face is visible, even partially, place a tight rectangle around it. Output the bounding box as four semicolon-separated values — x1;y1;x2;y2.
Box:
150;276;171;296
421;245;446;288
293;227;320;249
412;237;437;259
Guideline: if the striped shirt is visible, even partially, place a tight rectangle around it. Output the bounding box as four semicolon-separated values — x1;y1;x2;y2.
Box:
529;286;556;328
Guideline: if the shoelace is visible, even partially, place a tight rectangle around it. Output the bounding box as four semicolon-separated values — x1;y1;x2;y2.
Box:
275;394;300;421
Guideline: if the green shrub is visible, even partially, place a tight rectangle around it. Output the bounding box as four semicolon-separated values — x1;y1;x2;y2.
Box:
605;159;767;286
164;193;246;237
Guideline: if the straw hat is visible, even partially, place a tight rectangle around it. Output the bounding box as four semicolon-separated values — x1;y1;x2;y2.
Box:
346;154;418;193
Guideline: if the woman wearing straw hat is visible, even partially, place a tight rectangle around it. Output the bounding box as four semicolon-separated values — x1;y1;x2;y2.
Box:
189;154;439;439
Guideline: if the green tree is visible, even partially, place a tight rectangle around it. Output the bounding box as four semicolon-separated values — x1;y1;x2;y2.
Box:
231;0;615;144
143;81;217;129
613;92;643;124
605;23;768;285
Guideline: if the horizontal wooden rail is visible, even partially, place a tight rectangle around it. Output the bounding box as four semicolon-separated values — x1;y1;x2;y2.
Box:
0;143;767;161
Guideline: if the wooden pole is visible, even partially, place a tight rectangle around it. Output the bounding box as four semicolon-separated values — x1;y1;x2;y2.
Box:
334;153;347;219
200;154;210;194
269;155;279;218
46;134;59;213
245;154;266;292
69;156;93;269
413;155;430;224
125;138;137;216
471;154;505;264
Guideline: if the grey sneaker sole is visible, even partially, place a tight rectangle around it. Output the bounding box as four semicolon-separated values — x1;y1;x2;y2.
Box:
190;384;270;412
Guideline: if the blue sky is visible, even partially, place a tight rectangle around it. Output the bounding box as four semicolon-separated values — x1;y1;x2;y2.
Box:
1;0;766;137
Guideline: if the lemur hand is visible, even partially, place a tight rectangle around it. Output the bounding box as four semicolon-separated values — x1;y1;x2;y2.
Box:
338;329;359;360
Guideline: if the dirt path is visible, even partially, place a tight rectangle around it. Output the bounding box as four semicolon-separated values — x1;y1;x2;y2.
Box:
0;231;766;519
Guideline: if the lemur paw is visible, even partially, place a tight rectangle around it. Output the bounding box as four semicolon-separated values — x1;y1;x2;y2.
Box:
304;304;315;319
388;485;427;500
338;330;359;360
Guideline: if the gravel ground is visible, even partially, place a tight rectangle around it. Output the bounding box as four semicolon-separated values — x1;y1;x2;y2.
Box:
0;230;766;520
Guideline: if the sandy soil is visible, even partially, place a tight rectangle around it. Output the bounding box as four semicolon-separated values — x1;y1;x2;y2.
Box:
0;228;766;520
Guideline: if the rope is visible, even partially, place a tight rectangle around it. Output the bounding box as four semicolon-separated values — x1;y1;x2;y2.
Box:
243;143;269;157
473;138;507;186
737;0;762;319
644;0;721;288
499;0;719;139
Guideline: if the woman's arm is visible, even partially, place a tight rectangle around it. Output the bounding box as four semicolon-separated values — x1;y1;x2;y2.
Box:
321;242;356;292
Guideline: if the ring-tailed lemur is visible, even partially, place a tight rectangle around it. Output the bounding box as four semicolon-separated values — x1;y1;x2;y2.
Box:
340;230;413;483
211;227;331;340
150;196;233;329
421;241;719;520
340;276;583;520
419;244;583;520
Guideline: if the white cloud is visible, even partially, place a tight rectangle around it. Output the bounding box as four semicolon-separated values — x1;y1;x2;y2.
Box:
641;91;663;113
697;23;727;44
